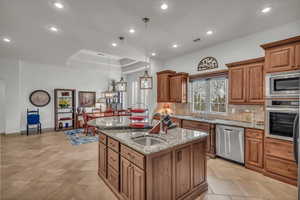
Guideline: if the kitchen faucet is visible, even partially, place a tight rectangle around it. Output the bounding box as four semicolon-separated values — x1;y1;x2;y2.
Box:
151;112;167;135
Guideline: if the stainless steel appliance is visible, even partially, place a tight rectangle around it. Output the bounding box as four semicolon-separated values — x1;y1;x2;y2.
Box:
265;99;299;141
216;125;244;164
266;70;300;98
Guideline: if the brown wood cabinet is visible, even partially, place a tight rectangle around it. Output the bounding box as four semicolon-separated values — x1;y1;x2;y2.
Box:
227;57;264;104
245;128;264;173
263;137;298;185
98;131;208;200
181;119;216;158
157;70;176;102
98;142;107;178
169;73;188;103
261;35;300;73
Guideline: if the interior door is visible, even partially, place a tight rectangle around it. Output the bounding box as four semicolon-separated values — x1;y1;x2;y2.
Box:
0;80;5;134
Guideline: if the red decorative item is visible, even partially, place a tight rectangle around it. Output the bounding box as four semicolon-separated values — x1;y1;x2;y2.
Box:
129;116;147;121
129;122;148;129
131;109;147;113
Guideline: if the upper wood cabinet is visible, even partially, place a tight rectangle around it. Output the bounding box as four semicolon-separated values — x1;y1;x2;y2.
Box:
157;70;188;103
157;70;176;102
169;72;188;103
261;35;300;73
227;57;265;104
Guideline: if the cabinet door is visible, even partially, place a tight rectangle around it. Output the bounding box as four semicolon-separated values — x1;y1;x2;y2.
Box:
229;66;246;103
157;74;170;102
120;157;131;200
99;143;107;178
247;64;264;104
192;142;206;188
295;42;300;69
131;165;145;200
245;137;263;168
175;146;191;198
265;45;295;73
170;76;181;102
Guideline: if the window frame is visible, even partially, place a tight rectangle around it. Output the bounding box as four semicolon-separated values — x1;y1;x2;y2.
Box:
191;76;228;115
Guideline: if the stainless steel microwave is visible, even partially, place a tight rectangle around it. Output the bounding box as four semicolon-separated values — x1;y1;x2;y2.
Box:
266;70;300;98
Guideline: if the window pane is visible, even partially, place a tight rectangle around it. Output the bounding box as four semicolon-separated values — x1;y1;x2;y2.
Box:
210;78;227;113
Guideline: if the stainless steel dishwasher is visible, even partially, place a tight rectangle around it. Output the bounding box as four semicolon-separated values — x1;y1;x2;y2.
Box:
216;125;245;164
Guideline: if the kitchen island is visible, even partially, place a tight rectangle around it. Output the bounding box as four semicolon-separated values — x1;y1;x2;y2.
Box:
89;116;208;200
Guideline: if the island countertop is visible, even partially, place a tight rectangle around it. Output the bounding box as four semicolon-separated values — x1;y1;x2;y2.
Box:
89;117;208;155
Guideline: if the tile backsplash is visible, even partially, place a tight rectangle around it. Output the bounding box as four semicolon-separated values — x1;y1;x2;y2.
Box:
155;103;265;124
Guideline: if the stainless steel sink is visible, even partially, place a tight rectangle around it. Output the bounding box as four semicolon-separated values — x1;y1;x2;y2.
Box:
131;135;167;146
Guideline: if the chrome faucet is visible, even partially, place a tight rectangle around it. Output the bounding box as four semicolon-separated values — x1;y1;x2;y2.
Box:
151;113;167;135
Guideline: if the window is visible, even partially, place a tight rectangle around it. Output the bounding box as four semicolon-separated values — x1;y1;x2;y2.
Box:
191;77;227;113
130;80;150;107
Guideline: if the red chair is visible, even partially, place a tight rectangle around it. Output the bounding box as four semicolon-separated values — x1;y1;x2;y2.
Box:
82;112;96;136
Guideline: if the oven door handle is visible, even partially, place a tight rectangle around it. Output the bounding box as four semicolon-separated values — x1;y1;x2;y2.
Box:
293;114;299;163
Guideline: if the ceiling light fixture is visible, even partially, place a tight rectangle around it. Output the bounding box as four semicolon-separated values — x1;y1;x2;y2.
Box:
3;37;11;43
151;52;156;56
161;3;168;10
112;43;117;47
262;7;271;13
206;30;213;35
49;26;59;32
54;2;64;9
172;44;178;48
129;28;135;34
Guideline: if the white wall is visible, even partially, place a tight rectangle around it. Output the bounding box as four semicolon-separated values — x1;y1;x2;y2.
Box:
0;80;5;133
0;58;121;133
162;20;300;74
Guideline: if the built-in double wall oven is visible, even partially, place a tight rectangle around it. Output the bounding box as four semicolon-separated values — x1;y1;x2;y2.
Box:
265;70;300;142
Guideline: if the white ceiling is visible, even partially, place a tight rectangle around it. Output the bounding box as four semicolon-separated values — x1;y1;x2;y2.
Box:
0;0;300;66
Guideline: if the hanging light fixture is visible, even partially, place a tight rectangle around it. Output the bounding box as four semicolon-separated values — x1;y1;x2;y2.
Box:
139;17;153;90
102;80;118;98
116;77;127;92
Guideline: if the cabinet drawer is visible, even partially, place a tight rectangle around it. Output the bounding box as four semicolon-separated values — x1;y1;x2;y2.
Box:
245;128;263;139
265;156;297;180
265;138;294;161
107;166;119;191
108;137;119;152
181;120;210;131
99;133;107;145
121;144;145;169
108;148;119;172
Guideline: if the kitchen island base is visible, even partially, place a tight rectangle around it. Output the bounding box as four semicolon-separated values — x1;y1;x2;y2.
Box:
98;131;208;200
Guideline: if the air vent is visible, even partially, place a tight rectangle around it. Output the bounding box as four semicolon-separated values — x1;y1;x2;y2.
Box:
193;38;201;42
97;52;105;56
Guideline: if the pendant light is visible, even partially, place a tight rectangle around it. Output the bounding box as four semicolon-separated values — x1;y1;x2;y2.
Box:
139;17;153;90
116;77;127;92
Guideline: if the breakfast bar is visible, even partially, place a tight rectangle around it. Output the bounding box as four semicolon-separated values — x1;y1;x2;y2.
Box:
89;116;208;200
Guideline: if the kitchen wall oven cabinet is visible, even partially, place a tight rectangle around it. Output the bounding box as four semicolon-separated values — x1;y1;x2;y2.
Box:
226;57;265;104
261;36;300;73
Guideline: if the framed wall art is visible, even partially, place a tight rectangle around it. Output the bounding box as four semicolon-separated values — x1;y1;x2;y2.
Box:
78;91;96;107
29;90;51;107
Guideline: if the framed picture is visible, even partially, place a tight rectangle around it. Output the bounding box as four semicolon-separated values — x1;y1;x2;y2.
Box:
29;90;51;107
78;91;96;107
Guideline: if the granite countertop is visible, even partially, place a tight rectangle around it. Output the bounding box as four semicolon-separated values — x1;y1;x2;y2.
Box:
98;127;208;155
87;116;142;130
171;115;265;130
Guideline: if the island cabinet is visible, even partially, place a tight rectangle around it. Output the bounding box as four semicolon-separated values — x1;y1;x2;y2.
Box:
245;128;264;173
226;57;265;104
263;137;298;185
261;36;300;73
157;70;176;102
169;73;189;103
181;119;216;158
98;131;208;200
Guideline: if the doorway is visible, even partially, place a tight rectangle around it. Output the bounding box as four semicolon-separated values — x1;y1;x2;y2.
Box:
0;80;5;134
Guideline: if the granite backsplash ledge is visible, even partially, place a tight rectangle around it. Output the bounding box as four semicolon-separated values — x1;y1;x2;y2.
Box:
155;103;265;124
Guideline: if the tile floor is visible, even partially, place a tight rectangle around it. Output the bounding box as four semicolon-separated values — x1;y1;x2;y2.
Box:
0;132;298;200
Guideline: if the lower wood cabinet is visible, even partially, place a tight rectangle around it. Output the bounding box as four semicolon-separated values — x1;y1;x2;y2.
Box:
107;166;119;191
120;157;145;200
245;128;264;172
98;142;107;178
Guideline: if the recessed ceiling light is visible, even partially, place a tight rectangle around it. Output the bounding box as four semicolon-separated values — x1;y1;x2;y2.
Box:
151;52;156;56
3;37;11;43
54;2;64;9
129;28;135;34
161;3;168;10
49;26;59;32
206;30;213;35
172;44;178;48
112;43;117;47
262;7;271;13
